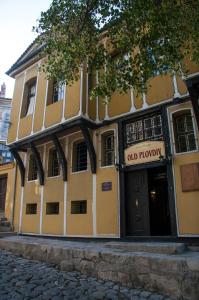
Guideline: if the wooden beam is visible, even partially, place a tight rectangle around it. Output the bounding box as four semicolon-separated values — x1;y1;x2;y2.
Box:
10;148;25;187
80;124;96;174
30;142;44;186
51;134;67;181
186;77;199;130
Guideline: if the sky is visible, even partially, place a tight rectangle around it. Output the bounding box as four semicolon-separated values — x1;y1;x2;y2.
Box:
0;0;52;98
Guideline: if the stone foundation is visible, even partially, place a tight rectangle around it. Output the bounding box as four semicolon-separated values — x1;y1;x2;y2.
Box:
0;236;198;300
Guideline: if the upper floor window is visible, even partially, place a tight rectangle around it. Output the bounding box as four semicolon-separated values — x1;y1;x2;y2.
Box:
126;114;163;145
101;131;115;166
28;154;38;181
72;141;87;172
48;148;60;177
47;80;65;105
21;78;37;118
173;110;197;153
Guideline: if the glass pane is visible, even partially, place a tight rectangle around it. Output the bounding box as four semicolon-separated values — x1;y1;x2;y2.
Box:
178;135;187;153
145;128;153;139
187;133;197;151
144;118;152;129
154;126;162;136
176;116;186;133
186;115;194;132
153;115;161;126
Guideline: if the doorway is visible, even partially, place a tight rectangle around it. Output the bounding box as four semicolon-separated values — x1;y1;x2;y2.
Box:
0;175;7;213
125;166;171;236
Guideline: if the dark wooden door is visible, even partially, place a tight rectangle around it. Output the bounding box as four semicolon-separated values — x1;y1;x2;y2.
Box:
0;176;7;211
125;170;150;236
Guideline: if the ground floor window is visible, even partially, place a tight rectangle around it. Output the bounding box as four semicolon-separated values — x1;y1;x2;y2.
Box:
28;154;38;181
26;203;37;215
101;131;115;166
46;202;59;215
48;148;60;177
71;200;87;214
72;141;87;172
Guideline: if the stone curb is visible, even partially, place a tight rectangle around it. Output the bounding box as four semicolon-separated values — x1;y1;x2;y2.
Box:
0;236;198;300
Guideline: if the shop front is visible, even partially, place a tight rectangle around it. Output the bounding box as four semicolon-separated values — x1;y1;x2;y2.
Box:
119;109;177;237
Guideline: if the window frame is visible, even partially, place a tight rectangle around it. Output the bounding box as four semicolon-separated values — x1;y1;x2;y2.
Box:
171;107;198;155
47;146;61;178
71;139;88;174
47;79;65;106
21;77;37;118
27;153;38;182
100;130;116;168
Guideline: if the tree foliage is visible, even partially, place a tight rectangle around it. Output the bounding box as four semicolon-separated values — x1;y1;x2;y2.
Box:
34;0;199;99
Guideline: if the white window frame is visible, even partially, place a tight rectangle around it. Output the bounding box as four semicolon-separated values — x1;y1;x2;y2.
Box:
170;107;198;156
99;129;116;169
71;138;88;174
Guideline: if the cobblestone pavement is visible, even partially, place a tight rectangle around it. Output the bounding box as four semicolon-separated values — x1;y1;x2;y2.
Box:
0;250;173;300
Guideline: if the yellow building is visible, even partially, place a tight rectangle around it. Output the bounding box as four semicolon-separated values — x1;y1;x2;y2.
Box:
6;41;199;238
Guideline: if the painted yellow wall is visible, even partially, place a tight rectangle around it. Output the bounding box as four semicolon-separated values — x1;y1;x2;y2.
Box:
67;132;93;235
7;74;24;143
108;91;131;118
65;81;80;119
96;124;119;235
33;71;47;132
45;100;63;128
18;115;32;138
147;75;174;105
169;102;199;235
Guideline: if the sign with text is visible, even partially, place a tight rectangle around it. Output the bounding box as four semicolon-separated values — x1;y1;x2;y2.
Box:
125;141;165;166
102;182;112;191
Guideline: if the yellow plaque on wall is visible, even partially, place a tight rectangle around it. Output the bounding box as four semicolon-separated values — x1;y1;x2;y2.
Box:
125;141;165;166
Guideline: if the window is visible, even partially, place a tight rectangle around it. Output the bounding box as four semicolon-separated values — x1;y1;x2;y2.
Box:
173;110;197;153
28;154;38;181
47;80;65;105
21;78;37;117
72;141;87;172
126;114;163;145
71;200;87;214
101;132;115;166
26;204;37;215
46;202;59;215
48;148;60;177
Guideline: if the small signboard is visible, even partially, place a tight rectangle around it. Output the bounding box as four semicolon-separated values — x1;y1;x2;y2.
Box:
102;182;112;191
124;141;165;166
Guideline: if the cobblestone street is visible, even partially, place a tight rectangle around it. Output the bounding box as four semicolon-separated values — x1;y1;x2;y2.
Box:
0;249;173;300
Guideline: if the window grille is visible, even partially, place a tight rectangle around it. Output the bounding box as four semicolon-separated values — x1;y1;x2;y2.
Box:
28;154;38;181
173;111;197;153
126;115;163;145
48;148;60;177
26;204;37;215
72;141;87;172
71;200;87;214
101;132;115;166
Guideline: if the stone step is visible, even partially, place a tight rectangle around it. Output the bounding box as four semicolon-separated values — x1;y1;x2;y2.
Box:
0;225;12;232
104;241;186;254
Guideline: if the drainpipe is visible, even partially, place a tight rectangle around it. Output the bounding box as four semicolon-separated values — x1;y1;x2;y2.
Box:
10;162;17;231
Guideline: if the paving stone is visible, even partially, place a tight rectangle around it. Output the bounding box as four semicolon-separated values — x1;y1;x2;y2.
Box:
0;249;174;300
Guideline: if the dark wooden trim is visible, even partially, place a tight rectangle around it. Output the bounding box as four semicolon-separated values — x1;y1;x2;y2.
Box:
80;124;96;174
161;105;177;236
118;121;126;238
185;77;199;130
51;134;67;181
10;148;25;187
30;142;44;186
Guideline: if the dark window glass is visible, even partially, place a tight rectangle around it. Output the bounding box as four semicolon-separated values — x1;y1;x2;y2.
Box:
101;132;115;166
46;202;59;215
48;148;60;177
71;200;87;214
174;111;197;153
26;204;37;215
28;154;38;181
72;141;87;172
